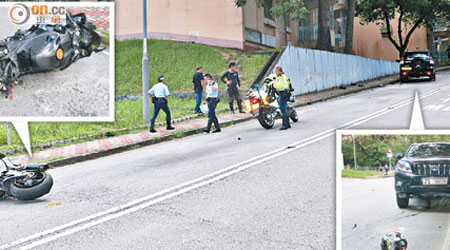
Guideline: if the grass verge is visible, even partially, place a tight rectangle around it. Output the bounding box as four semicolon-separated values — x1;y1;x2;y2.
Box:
341;169;384;178
115;39;269;95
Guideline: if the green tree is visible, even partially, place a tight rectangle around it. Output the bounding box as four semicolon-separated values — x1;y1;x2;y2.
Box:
235;0;308;47
356;0;450;59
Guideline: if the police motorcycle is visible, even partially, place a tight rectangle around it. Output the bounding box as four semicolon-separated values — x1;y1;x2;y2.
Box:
0;154;53;200
245;75;298;129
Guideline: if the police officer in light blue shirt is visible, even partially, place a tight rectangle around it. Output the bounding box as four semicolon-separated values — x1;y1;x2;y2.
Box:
202;74;221;133
148;75;175;133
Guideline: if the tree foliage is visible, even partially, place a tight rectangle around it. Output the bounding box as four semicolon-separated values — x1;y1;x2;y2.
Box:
342;134;450;168
356;0;450;58
235;0;308;20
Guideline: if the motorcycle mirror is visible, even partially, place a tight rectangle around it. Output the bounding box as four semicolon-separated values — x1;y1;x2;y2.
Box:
95;45;107;53
396;153;403;160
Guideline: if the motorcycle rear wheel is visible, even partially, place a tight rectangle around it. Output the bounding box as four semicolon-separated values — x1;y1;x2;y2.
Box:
6;172;53;200
258;110;275;129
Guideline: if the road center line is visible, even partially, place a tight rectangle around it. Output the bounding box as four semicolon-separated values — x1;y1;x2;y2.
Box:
3;86;450;250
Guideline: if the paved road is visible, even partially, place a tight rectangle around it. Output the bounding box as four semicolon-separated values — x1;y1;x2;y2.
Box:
342;177;450;250
0;7;110;118
1;71;450;249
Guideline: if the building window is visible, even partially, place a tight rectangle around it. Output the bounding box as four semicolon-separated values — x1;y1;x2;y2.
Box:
264;0;273;20
380;25;390;37
245;28;262;44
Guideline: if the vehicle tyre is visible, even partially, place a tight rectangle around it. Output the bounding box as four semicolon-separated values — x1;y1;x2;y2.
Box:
6;173;53;200
400;77;407;83
258;110;275;129
290;109;299;122
396;192;409;208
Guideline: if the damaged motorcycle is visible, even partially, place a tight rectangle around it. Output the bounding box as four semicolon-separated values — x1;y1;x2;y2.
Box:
245;76;298;129
0;12;106;98
0;154;53;200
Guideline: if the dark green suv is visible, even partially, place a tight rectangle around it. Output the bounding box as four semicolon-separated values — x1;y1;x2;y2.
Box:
395;142;450;208
399;50;436;82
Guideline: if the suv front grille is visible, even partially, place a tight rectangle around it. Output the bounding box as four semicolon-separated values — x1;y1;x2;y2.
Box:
412;163;450;176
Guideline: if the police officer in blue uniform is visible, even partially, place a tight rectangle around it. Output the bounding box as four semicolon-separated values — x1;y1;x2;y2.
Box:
202;74;221;133
148;75;175;133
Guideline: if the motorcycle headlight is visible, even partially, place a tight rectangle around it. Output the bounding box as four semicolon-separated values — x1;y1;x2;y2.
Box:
397;160;412;173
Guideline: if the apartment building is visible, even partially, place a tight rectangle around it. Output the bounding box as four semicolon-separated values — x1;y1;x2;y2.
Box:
114;0;428;61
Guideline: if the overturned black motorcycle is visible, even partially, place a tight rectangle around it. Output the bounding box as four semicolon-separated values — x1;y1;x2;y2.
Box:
245;76;298;129
0;154;53;200
0;12;106;98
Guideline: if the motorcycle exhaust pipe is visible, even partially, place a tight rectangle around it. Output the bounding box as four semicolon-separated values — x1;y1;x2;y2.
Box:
24;164;49;172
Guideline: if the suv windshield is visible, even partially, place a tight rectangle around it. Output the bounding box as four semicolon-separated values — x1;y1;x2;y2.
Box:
405;53;429;61
407;143;450;158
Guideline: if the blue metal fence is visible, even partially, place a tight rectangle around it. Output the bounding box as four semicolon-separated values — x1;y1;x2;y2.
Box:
275;46;400;95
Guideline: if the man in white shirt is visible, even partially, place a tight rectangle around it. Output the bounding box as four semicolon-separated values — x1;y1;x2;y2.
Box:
148;75;175;133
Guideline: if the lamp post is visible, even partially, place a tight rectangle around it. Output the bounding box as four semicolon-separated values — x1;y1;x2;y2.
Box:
142;0;150;123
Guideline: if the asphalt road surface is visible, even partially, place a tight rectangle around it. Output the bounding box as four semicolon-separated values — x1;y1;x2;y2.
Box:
1;71;450;249
342;177;450;250
0;7;110;118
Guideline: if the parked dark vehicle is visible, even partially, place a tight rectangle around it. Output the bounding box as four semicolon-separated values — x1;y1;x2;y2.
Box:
0;13;106;98
0;154;53;200
245;76;298;129
399;50;435;82
395;142;450;208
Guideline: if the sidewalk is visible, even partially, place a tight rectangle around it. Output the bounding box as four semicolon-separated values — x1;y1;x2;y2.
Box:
14;74;402;167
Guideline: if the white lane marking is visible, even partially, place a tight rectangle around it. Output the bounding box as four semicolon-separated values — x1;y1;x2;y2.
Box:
102;51;110;56
2;86;450;250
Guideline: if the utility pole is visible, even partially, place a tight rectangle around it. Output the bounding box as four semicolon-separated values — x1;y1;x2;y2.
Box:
142;0;150;123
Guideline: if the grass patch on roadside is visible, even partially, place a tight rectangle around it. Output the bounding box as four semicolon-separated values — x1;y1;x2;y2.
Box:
0;97;229;152
115;39;269;94
341;169;383;178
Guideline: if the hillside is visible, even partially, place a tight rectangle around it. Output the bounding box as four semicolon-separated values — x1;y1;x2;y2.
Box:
115;39;270;95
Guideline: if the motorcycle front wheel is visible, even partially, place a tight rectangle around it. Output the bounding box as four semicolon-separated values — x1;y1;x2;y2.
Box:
6;172;53;200
258;109;275;129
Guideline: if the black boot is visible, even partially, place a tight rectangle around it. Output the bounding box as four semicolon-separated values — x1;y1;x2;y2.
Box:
166;120;175;130
203;119;212;133
149;123;156;133
279;116;290;131
237;99;245;113
229;100;235;114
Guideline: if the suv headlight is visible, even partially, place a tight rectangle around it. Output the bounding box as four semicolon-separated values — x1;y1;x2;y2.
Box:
397;160;412;173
